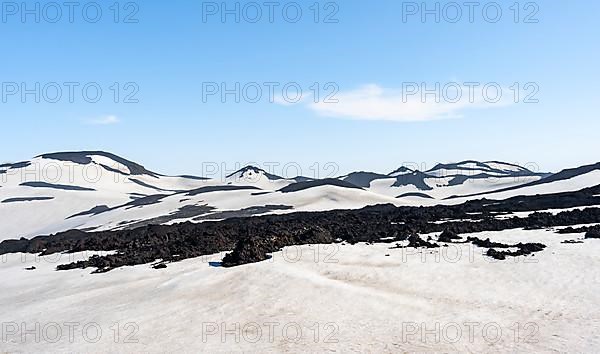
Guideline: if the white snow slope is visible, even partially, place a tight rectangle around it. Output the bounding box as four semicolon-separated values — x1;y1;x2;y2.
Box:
1;228;599;352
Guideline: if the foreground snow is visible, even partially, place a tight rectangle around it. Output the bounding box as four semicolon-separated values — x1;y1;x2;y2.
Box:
1;228;599;353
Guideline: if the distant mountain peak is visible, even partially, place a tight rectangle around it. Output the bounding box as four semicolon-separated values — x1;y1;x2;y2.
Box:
426;160;539;177
36;151;159;177
388;166;415;177
226;165;283;181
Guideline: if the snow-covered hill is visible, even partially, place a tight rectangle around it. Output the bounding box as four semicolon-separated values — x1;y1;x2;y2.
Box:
342;160;549;201
1;151;599;241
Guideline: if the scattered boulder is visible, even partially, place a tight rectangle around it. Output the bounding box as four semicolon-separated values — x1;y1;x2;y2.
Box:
408;234;439;248
558;225;600;235
585;226;600;239
222;236;274;267
467;237;511;248
438;230;462;243
389;234;439;249
486;249;507;260
486;242;546;260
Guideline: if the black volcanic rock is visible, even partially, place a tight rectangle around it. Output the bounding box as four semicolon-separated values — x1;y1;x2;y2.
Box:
222;226;334;267
487;243;546;260
221;236;274;267
4;187;600;272
389;234;439;249
407;234;439;248
467;237;513;248
438;230;462;243
557;227;583;234
585;226;600;239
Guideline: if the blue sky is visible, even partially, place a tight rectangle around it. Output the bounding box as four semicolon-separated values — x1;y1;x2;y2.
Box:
1;0;598;176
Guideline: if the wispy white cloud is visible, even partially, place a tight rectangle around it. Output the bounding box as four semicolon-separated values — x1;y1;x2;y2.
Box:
87;115;120;125
306;84;514;122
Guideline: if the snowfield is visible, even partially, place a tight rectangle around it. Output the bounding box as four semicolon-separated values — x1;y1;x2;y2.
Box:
2;152;600;352
1;228;599;353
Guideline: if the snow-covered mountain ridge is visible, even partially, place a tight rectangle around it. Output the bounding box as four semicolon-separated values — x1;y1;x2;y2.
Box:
0;151;598;241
